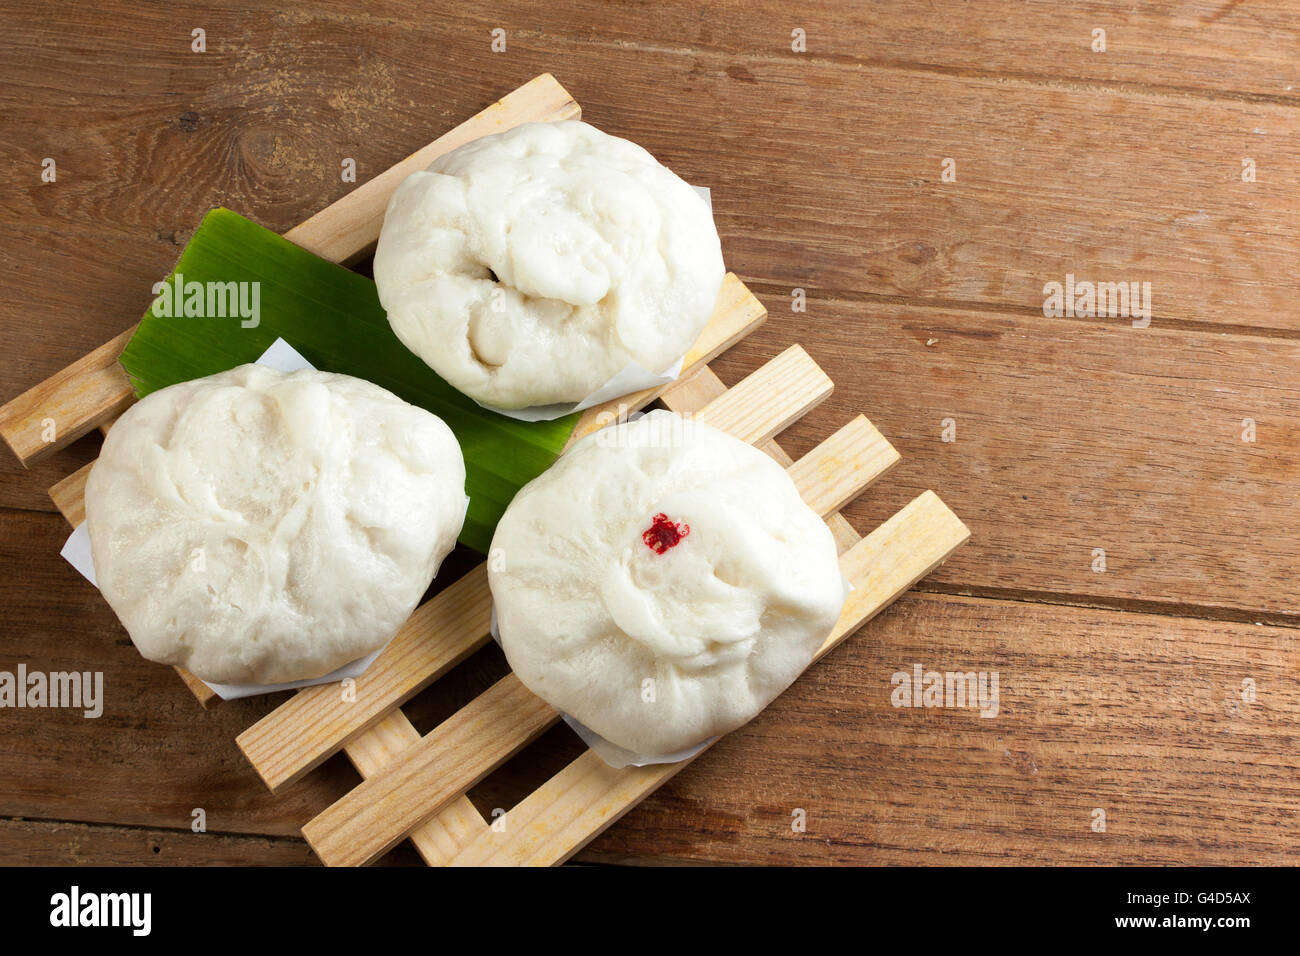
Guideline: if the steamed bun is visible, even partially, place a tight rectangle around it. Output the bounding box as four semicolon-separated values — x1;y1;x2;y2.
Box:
489;410;846;758
373;120;725;409
85;365;467;685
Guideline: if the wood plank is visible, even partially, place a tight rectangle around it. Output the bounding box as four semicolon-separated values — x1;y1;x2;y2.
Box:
572;590;1300;866
6;10;1297;339
710;297;1300;623
0;328;136;467
6;506;1299;864
47;461;92;528
693;345;833;445
303;674;561;867
554;57;1300;334
475;0;1300;100
7;9;1300;355
0;818;322;867
342;709;487;865
784;415;900;519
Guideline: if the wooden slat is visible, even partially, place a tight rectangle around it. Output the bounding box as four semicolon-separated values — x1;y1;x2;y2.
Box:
785;415;899;518
343;710;487;865
445;490;970;865
311;397;894;864
0;73;578;471
0;327;136;467
237;564;493;792
47;461;92;528
303;674;560;867
693;345;833;445
173;668;220;710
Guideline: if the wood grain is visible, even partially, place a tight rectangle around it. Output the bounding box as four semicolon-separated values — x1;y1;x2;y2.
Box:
329;0;1300;101
3;507;1298;864
0;818;321;867
708;295;1300;623
4;5;1299;344
0;72;577;469
304;674;561;867
577;589;1300;866
341;709;488;865
0;328;136;467
2;0;1299;866
693;344;833;444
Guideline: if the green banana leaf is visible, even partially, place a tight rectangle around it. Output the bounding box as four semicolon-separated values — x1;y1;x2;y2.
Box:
118;207;578;555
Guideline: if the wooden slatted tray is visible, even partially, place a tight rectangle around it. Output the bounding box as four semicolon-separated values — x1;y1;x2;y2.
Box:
0;74;970;866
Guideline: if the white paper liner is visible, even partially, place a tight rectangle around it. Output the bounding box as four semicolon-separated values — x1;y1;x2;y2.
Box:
60;337;469;701
468;185;715;424
472;357;684;423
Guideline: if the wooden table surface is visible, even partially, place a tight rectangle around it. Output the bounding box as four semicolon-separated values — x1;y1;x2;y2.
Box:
2;1;1298;866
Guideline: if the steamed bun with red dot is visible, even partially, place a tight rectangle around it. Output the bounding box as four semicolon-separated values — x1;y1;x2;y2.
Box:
488;410;846;759
372;120;725;410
